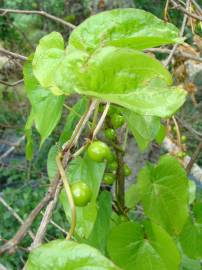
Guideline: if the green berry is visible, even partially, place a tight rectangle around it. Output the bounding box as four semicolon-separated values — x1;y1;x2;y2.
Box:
108;161;118;172
177;151;186;158
124;164;132;176
103;173;116;185
181;135;187;142
87;141;111;162
71;181;92;207
111;113;125;129
104;128;116;140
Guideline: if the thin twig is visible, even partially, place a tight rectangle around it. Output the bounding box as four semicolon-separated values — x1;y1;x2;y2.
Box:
170;0;202;21
0;135;25;161
62;100;97;151
0;196;34;240
0;79;23;87
0;48;27;61
191;0;202;14
146;48;202;62
164;0;190;67
56;153;76;240
0;8;76;29
92;102;110;140
0;177;61;255
30;181;62;250
40;212;67;235
176;116;202;140
172;116;182;150
186;140;202;174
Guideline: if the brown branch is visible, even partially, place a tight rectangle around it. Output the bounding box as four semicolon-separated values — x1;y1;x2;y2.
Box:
171;0;202;21
176;117;202;140
30;181;62;250
0;196;34;240
164;0;190;67
0;8;76;29
0;135;25;161
146;48;202;63
0;79;23;87
0;100;96;256
0;48;27;61
186;140;202;174
40;212;67;235
92;102;110;140
0;177;61;255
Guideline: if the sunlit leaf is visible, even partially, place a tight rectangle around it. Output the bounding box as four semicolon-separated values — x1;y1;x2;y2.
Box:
107;220;180;270
26;240;120;270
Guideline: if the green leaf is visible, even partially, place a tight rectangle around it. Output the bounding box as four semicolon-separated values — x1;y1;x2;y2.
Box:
69;8;182;52
137;155;189;235
193;201;202;224
107;221;180;270
23;59;64;146
125;183;141;209
188;180;196;205
32;32;65;94
59;98;88;145
24;110;34;160
32;32;86;95
179;218;202;259
47;145;58;182
122;109;161;151
77;46;172;93
155;124;166;144
77;77;186;118
26;239;120;270
178;242;201;270
60;154;106;238
86;191;112;254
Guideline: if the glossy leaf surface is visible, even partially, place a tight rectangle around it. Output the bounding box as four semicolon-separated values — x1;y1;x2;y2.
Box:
107;221;180;270
27;240;120;270
137;155;189;234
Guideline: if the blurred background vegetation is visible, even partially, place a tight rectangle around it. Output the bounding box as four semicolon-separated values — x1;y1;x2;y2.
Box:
0;0;202;269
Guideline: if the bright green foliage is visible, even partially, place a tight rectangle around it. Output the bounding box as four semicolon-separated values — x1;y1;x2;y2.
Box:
179;218;202;259
188;180;196;204
125;183;141;209
155;124;166;144
24;110;34;160
69;8;182;52
60;154;105;238
122;109;161;150
23;59;64;146
136;155;189;234
107;221;180;270
87;141;111;162
32;32;65;94
26;240;119;270
86;191;112;254
71;181;92;207
31;9;186;119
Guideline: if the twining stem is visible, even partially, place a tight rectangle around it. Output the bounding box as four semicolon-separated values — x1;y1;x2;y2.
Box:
92;102;110;140
91;101;100;132
115;140;125;210
56;152;76;240
172;116;182;150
